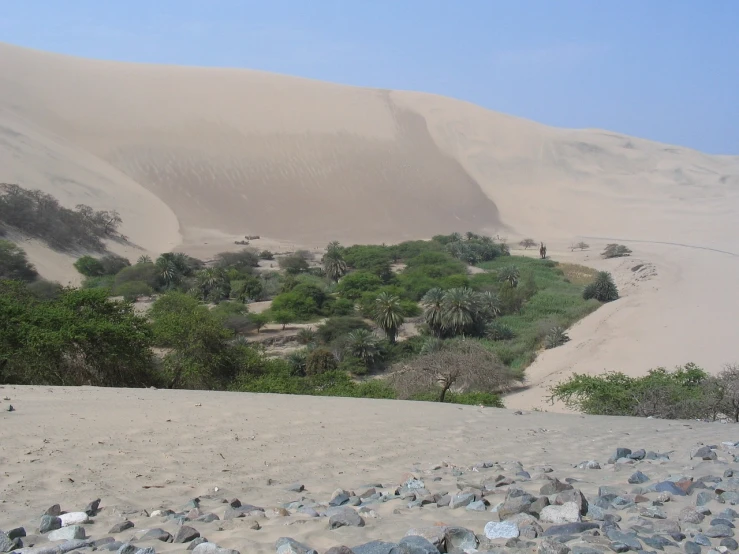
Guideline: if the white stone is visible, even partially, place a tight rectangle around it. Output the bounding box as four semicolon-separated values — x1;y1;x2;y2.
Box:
484;521;520;540
540;502;581;524
59;512;90;526
48;525;86;541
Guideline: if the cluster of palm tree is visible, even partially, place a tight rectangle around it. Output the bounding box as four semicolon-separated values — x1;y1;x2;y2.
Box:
345;328;383;367
421;287;501;338
372;291;405;343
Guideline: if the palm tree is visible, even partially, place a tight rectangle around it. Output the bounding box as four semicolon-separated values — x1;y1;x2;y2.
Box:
498;265;520;288
322;242;347;282
421;288;445;337
373;292;405;343
195;268;230;302
155;257;178;287
477;291;502;320
345;329;382;367
137;255;152;265
440;287;478;336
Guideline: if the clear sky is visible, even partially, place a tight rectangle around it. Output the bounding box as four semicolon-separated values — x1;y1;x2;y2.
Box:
2;1;737;154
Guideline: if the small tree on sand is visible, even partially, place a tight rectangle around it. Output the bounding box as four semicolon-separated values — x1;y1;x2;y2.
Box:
602;243;632;258
519;238;536;250
271;309;295;330
389;340;520;402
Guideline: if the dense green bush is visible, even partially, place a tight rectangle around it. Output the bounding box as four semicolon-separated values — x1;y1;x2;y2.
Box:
74;255;105;277
316;316;371;344
215;248;260;272
486;321;515;341
583;271;619;302
544;326;570;349
549;364;723;419
336;271;384;300
0;240;38;282
100;254;130;275
602;243;632;258
343;245;394;281
113;263;159;291
278;254;310;275
305;347;338;375
115;281;154;301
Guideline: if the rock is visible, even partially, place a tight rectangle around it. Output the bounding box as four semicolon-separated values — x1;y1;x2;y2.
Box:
405;528;445;549
707;526;735;538
541;479;573;495
578;461;601;470
40;515;63;533
484;521;520;540
84;499;101;516
556;489;588;514
572;548;604;554
329;494;351;507
641;506;668;519
713;518;736;528
685;542;702;554
450;492;476;509
0;532;13;553
191;542;240;554
444;526;478;554
681;507;706;524
605;530;642;551
351;542;401;554
654;482;688;496
628;449;646;460
197;513;220;523
328;510;364;529
695;535;713;546
59;513;90;527
118;544;137;554
693;447;718;461
48;526;86;541
643;536;676;550
7;528;25;541
542;523;600;537
276;537;319;554
45;505;62;517
398;536;438;554
141;529;172;542
498;494;535;519
101;541;124;551
465;500;487;512
325;548;354;554
609;448;632;463
188;538;209;550
587;506;607;521
722;540;739;551
540;502;582;524
175;525;201;543
539;538;572;554
531;496;551;517
298;507;319;518
628;472;650;484
109;521;134;534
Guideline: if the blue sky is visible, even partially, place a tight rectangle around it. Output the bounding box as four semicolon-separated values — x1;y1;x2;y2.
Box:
2;1;737;154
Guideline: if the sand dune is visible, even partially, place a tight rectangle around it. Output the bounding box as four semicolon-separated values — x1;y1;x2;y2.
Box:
1;41;739;405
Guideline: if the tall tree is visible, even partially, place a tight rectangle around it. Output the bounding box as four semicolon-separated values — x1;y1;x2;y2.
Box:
372;292;405;343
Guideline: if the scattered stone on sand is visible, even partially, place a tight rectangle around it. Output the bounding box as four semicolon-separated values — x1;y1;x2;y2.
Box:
48;525;86;541
484;521;520;539
109;521;134;534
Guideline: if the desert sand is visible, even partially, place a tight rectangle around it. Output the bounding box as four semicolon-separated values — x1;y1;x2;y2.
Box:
2;385;739;554
1;40;739;403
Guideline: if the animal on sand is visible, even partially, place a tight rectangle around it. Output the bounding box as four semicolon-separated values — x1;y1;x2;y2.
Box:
540;242;547;259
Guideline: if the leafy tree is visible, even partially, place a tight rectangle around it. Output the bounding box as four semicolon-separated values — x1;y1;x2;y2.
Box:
270;288;319;320
74;255;105;277
233;275;264;302
316;316;371;344
215;248;260;272
390;340;519;402
137;255;152;264
279;254;310;275
498;265;520;287
248;312;269;333
305;347;338;376
322;241;348;282
602;244;632;258
259;250;275;260
0;240;38;282
373;292;405;343
115;281;153;302
271;309;295;330
0;283;155;387
99;254;130;275
336;271;383;300
345;328;383;367
113;263;159;292
519;238;537;249
26;279;62;300
342;245;394;281
194;268;231;302
583;271;619;302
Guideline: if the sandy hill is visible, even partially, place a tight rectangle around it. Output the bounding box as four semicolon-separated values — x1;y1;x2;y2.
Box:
2;41;739;406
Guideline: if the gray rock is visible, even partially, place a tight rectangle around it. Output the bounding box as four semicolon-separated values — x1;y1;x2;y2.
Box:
681;507;706;524
693;447;718;461
540;502;581;524
134;549;157;554
84;499;101;516
642;536;676;550
404;528;445;549
572;548;604;554
539;538;572;554
721;509;739;520
0;532;13;553
628;449;646;460
498;495;535;519
444;526;478;554
628;472;650;485
531;496;551;517
196;513;220;523
48;526;86;541
329;494;350;507
541;479;573;495
398;536;438;554
328;510;364;529
465;500;487;512
542;523;600;536
141;529;172;542
175;525;201;543
188;538;210;550
351;541;402;554
118;544;138;554
712;518;735;528
695;535;712;546
706;525;734;538
39;515;62;533
324;547;355;554
587;506;607;521
608;448;632;463
556;489;588;515
7;528;25;541
45;505;62;517
605;530;642;551
722;539;739;551
654;482;687;496
286;483;305;493
685;541;702;554
191;542;240;554
109;521;134;534
641;506;667;519
484;521;520;540
275;537;318;554
450;492;476;509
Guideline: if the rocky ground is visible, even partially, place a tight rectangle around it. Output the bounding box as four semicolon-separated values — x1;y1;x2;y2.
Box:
4;441;739;554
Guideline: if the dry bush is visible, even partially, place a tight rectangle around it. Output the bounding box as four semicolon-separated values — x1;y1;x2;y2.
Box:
718;364;739;422
388;340;520;402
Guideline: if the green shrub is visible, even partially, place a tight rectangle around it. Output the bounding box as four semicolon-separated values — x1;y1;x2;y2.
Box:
248;312;269;333
316;317;371;344
305;347;338;375
113;263;159;290
278;254;310;275
271;309;295;329
259;250;275;260
336;271;384;300
329;297;356;316
115;281;154;301
0;240;38;282
486;321;515;341
74;255;105;277
602;243;632;258
26;279;62;300
100;254;130;275
544;326;570;349
297;328;317;345
81;275;115;291
338;355;368;375
215;248;260;271
583;271;619;302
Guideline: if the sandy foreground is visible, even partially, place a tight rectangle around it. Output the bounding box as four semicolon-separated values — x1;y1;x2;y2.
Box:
2;386;739;554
